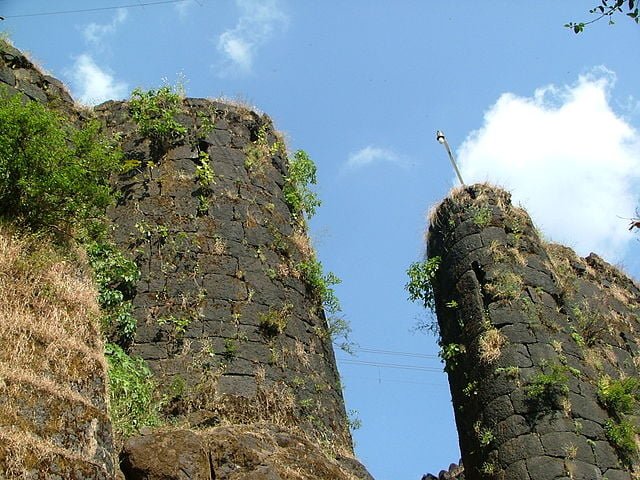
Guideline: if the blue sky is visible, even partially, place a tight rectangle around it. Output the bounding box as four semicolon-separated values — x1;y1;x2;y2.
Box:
2;1;639;478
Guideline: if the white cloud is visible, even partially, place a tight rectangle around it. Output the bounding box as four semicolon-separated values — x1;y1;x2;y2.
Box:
457;68;640;263
216;0;288;75
67;54;128;105
83;8;128;44
345;146;403;171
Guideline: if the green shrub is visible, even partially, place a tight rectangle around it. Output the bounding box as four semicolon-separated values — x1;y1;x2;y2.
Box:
598;376;640;416
129;85;187;142
0;90;120;237
472;205;492;227
283;150;321;222
105;343;161;436
406;256;441;312
259;304;292;337
244;123;283;173
298;258;341;315
525;363;570;407
87;241;140;344
605;418;638;463
439;342;465;372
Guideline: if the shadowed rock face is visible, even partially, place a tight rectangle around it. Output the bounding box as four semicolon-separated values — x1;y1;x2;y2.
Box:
426;184;640;480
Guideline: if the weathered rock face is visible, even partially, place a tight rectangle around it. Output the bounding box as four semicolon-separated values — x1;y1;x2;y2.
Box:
96;98;353;452
427;184;640;480
120;423;374;480
0;228;115;479
0;39;80;120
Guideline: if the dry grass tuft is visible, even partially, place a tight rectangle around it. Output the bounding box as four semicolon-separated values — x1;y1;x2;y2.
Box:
291;230;314;260
478;327;507;364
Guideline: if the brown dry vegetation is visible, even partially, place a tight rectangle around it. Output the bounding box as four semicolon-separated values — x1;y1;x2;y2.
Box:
0;225;112;478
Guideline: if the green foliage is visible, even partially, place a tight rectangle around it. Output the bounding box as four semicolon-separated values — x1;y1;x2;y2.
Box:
87;241;140;344
105;343;161;436
283;150;321;222
605;418;638;463
406;256;441;311
244;123;283;173
129;85;187;142
598;376;640;416
474;421;495;447
347;409;362;431
195;150;215;215
525;363;570;407
223;338;238;360
0;90;121;237
485;271;523;301
327;315;354;354
259;304;292;337
195;151;215;188
566;0;639;33
157;315;191;338
480;461;496;475
571;303;607;346
472;205;492;227
439;343;465;372
298;258;341;315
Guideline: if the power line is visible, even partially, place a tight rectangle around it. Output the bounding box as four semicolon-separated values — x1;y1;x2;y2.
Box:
342;375;448;388
338;358;443;373
352;346;439;360
3;0;194;19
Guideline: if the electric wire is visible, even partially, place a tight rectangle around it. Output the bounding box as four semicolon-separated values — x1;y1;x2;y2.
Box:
3;0;195;19
338;358;443;373
352;346;438;360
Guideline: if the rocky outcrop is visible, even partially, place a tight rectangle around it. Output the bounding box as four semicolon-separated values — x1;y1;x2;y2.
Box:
0;39;80;120
422;461;465;480
0;227;114;478
427;184;640;480
120;423;374;480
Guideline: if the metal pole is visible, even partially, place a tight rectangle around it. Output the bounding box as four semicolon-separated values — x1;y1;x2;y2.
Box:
436;130;465;186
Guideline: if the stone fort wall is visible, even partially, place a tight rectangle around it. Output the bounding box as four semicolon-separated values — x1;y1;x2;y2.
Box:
427;184;640;480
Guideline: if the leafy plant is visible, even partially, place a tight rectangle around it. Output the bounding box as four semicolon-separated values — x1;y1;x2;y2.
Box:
327;315;354;354
598;376;640;416
157;315;192;338
87;241;140;344
525;363;570;408
439;343;465;372
472;205;492;227
223;338;238;361
195;151;215;188
244;123;283;173
0;89;121;238
566;0;639;33
347;409;362;431
283;150;321;222
105;343;161;436
259;304;293;337
474;421;495;447
129;85;187;142
485;271;523;301
298;258;341;315
406;256;441;312
604;418;638;463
